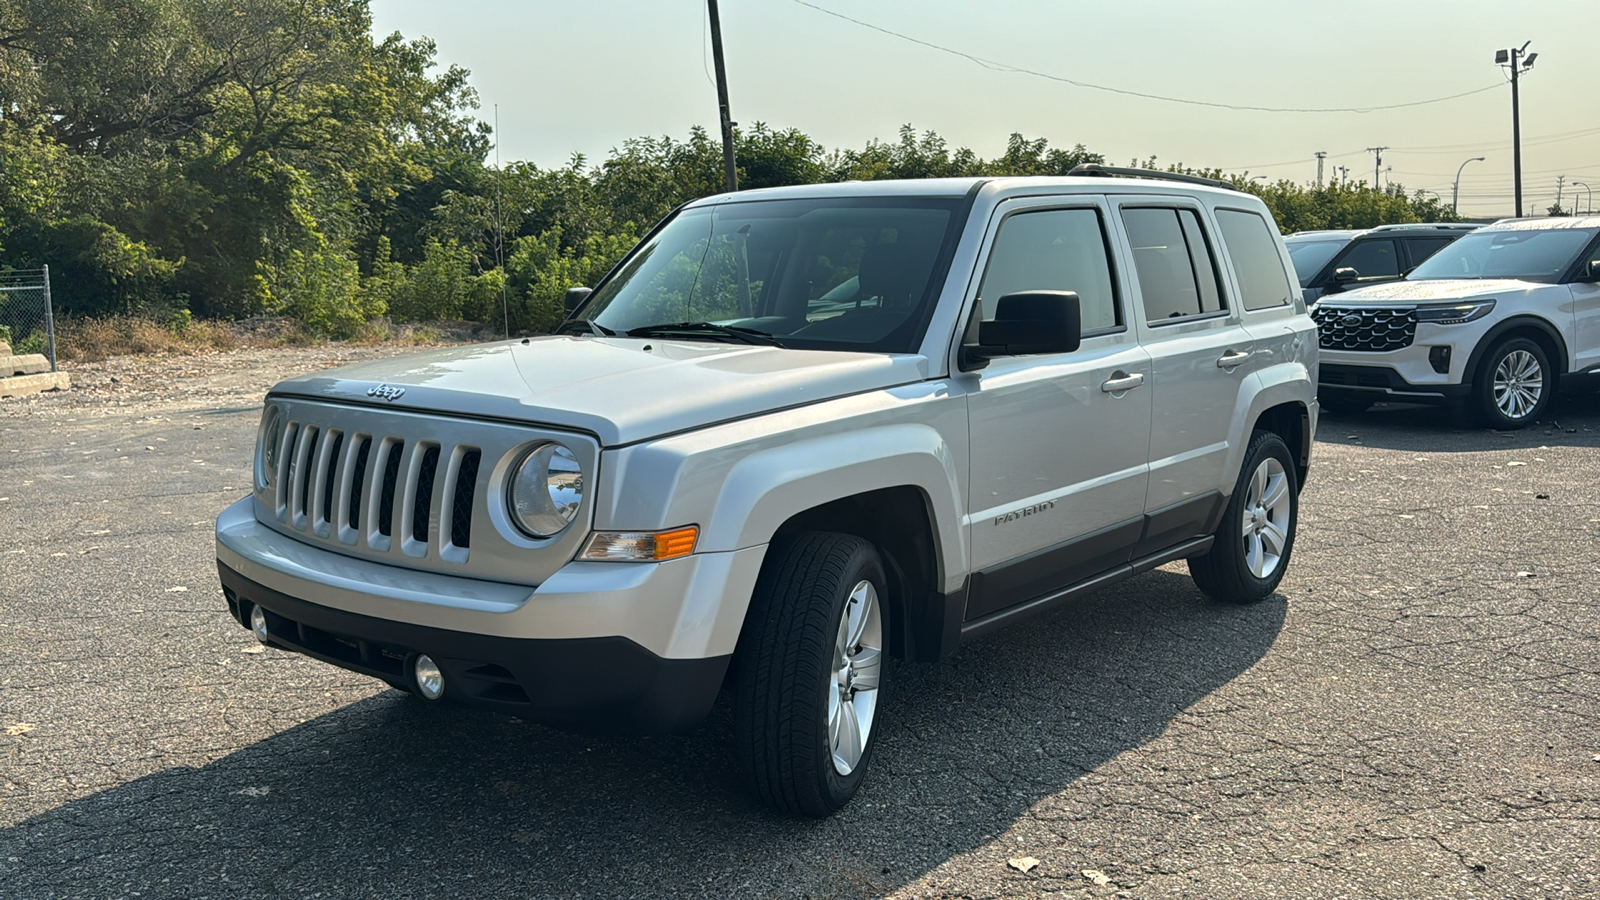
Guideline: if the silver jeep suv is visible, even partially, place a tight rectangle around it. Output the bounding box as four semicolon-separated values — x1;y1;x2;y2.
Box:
216;166;1318;816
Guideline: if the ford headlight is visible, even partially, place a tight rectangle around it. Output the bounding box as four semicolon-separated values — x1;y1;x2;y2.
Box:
508;442;584;538
1414;299;1495;325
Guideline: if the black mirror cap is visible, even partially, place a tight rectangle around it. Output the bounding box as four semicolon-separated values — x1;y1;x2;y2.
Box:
564;286;593;315
971;290;1082;359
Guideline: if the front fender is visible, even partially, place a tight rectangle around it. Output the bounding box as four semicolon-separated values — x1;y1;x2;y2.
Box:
1224;361;1316;489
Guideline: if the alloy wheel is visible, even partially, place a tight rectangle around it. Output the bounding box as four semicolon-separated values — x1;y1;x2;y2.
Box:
828;579;883;776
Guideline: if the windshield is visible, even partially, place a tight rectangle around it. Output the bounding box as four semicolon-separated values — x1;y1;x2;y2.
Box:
1407;227;1598;282
1284;238;1347;286
583;196;962;352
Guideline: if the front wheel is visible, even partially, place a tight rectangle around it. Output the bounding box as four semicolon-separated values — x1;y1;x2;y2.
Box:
733;532;887;817
1189;431;1299;604
1474;336;1551;429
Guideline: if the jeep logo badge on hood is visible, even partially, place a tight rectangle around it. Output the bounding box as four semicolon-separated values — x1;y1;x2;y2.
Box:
366;384;406;402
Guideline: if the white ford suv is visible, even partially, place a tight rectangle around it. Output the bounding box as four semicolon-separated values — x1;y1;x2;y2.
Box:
1314;216;1600;427
215;167;1318;816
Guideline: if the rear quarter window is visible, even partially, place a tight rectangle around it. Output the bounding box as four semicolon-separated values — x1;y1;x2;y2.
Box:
1216;209;1296;311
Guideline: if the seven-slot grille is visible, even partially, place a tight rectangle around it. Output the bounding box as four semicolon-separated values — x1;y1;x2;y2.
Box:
273;419;482;561
1312;305;1417;352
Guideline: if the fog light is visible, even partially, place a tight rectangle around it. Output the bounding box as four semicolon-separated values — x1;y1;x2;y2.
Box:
1428;345;1452;374
250;604;271;643
413;654;445;700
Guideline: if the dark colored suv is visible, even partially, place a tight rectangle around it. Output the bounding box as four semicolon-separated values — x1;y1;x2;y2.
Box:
1287;224;1477;303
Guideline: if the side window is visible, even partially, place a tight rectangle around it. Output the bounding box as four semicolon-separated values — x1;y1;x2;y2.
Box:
1215;209;1297;311
1121;207;1225;322
977;208;1121;332
1337;238;1400;279
1405;237;1454;267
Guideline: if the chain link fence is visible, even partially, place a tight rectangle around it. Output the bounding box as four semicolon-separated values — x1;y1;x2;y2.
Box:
0;266;58;371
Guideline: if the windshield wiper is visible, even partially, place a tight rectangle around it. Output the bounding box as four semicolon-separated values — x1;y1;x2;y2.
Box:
624;322;785;347
555;318;617;337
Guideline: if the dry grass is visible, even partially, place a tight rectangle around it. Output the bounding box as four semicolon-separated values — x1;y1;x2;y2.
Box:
52;315;496;364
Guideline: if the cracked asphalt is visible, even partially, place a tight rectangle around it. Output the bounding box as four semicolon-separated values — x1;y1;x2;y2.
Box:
2;350;1598;899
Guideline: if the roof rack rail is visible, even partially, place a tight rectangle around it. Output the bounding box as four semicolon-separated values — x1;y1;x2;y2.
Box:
1066;163;1237;192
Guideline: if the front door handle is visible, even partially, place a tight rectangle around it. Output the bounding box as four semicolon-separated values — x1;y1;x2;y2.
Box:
1101;371;1145;393
1217;349;1253;369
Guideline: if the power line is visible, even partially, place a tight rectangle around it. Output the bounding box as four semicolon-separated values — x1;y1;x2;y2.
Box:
788;0;1504;114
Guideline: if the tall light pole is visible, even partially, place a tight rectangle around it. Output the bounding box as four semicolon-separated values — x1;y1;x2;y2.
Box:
1496;42;1537;217
1314;151;1327;188
1575;181;1593;215
707;0;738;193
1453;156;1486;214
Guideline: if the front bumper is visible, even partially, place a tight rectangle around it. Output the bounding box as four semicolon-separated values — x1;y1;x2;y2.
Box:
220;563;728;732
215;496;767;732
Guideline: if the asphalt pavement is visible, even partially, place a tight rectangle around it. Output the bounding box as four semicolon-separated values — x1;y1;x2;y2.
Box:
2;364;1598;899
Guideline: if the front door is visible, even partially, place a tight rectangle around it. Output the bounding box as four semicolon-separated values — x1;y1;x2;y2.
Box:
962;199;1152;621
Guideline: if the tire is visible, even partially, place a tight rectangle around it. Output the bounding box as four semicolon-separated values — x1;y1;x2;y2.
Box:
1473;336;1552;429
1189;431;1299;604
1318;392;1374;415
733;532;888;817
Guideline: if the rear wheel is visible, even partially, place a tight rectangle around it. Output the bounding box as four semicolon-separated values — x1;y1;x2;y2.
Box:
1189;431;1299;604
1474;336;1551;429
733;532;887;817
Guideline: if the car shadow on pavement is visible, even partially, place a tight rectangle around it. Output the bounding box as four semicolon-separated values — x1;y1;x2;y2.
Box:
1316;390;1600;453
0;569;1284;899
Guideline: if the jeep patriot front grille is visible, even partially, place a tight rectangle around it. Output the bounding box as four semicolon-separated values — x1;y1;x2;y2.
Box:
254;398;598;584
275;419;482;556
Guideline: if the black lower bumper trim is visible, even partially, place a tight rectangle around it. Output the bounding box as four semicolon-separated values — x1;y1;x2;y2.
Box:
218;562;729;734
1319;363;1470;401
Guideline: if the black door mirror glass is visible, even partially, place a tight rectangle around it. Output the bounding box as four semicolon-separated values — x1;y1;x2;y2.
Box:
564;286;593;315
965;291;1082;365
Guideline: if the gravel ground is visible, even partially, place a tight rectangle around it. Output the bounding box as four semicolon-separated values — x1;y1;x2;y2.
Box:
2;348;1598;899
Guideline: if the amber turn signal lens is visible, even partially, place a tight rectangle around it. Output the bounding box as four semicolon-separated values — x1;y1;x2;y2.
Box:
652;527;699;560
581;526;699;562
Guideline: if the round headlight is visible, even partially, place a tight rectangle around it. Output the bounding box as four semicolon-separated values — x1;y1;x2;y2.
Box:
508;442;584;538
258;406;283;489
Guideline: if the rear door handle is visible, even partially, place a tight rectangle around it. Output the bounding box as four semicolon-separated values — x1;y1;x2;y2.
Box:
1217;349;1253;368
1101;372;1145;393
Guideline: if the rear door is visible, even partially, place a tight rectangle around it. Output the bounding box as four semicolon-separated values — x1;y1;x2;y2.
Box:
962;197;1152;620
1111;196;1255;556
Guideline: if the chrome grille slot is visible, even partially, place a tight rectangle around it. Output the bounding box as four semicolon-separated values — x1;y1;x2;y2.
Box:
448;449;482;553
274;421;300;519
345;436;372;537
403;443;442;557
250;398;600;585
1313;305;1417;352
375;438;405;543
312;430;343;537
291;425;320;528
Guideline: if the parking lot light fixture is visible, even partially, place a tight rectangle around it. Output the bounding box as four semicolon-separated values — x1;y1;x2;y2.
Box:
1453;156;1486;214
1574;182;1593;215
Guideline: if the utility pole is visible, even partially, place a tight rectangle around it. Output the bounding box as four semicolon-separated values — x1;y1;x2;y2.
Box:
1555;175;1566;214
1367;147;1388;188
1497;42;1537;217
1314;151;1326;188
707;0;738;193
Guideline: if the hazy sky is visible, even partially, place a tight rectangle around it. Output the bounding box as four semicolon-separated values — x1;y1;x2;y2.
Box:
370;0;1597;218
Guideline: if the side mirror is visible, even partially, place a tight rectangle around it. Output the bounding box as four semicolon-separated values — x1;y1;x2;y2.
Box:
1584;260;1600;282
564;286;593;316
1324;267;1360;294
960;291;1081;370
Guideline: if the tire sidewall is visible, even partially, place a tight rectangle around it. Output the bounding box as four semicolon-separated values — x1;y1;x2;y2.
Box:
814;546;888;807
1476;337;1551;429
1219;433;1299;599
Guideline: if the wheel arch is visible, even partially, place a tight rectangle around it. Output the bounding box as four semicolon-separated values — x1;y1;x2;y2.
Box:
1250;400;1312;489
766;486;949;663
1463;315;1569;385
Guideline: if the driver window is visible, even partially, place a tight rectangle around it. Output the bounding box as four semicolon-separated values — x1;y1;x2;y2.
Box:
977;208;1121;332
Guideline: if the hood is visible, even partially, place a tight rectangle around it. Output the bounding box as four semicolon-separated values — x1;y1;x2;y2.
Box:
1325;278;1547;304
269;336;929;446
